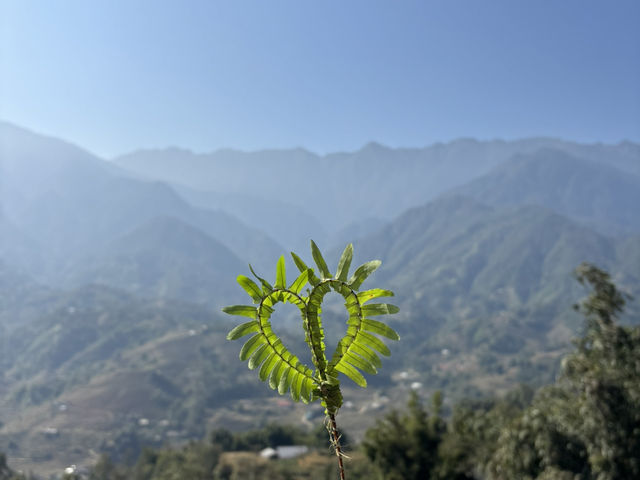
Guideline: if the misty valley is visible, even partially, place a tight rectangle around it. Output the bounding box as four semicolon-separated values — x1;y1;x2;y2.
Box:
1;122;639;479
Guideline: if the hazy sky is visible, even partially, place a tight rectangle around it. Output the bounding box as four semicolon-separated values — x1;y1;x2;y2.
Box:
1;0;639;157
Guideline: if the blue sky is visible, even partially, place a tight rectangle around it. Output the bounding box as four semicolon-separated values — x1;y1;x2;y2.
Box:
1;0;639;157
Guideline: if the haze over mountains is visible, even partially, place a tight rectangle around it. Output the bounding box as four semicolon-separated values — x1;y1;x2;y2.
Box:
113;137;640;250
1;120;639;474
452;149;640;236
1;122;283;281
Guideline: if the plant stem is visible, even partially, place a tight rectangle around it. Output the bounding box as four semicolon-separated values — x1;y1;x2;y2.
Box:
329;413;346;480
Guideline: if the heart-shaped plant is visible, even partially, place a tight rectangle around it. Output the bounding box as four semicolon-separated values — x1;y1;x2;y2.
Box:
223;241;399;479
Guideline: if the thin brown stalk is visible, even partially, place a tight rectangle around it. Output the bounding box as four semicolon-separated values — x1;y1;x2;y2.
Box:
328;413;346;480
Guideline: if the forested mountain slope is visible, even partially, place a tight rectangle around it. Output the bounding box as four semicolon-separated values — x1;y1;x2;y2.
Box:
0;122;284;281
453;148;640;235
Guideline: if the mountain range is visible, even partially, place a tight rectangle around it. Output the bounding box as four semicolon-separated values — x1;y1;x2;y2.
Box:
452;148;640;236
1;120;638;475
1;122;284;282
113;137;640;249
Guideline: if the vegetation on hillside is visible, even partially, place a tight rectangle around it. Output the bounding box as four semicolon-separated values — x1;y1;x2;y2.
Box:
2;262;632;479
362;262;640;480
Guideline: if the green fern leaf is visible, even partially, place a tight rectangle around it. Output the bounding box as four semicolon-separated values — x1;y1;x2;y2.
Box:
248;344;272;370
259;352;279;381
349;342;382;368
310;240;332;278
356;331;391;356
362;318;400;340
302;377;315;403
334;361;367;388
222;305;257;318
342;351;377;375
348;260;381;289
291;252;321;285
291;371;304;401
362;303;399;316
227;320;260;340
236;275;262;303
249;264;273;293
289;269;309;294
270;361;287;390
278;366;295;395
357;288;394;303
239;334;267;361
275;255;286;289
335;243;353;281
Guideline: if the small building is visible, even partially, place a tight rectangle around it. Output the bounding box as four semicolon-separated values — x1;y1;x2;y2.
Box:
259;445;309;460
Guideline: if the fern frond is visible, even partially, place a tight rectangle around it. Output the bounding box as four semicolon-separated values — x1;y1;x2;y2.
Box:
224;241;399;409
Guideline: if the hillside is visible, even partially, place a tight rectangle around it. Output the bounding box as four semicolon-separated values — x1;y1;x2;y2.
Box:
0;262;58;335
0;214;43;277
62;216;247;308
347;196;640;394
0;122;284;281
453;148;640;235
0;285;260;473
0;284;375;475
172;185;327;254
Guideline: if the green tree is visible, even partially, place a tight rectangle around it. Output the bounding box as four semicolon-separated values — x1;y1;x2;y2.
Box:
0;454;10;480
486;263;640;480
362;391;446;480
130;443;221;480
0;453;29;480
436;385;534;479
89;454;127;480
562;263;640;478
486;386;590;479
